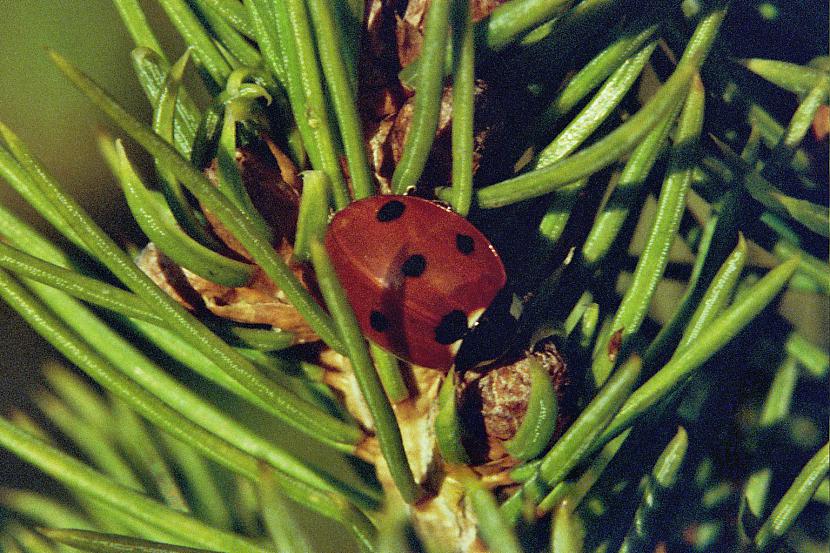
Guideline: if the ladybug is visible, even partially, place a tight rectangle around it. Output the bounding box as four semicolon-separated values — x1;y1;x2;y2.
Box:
324;195;512;370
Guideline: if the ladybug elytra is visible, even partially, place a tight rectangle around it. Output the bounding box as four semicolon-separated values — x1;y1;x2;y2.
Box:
324;195;509;369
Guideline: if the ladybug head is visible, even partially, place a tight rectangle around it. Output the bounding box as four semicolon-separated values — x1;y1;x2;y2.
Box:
454;287;522;371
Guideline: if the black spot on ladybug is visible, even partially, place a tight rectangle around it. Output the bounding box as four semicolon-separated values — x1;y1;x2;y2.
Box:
456;234;475;255
435;310;469;345
376;200;406;222
370;310;390;332
401;254;427;277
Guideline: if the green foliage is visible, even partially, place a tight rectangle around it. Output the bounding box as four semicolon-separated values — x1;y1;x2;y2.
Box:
309;241;421;504
435;369;470;465
0;1;826;552
503;360;558;461
391;0;452;194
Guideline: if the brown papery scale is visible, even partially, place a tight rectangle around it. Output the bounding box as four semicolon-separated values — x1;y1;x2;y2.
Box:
201;142;300;260
458;339;573;466
358;0;508;193
137;138;319;342
319;340;574;553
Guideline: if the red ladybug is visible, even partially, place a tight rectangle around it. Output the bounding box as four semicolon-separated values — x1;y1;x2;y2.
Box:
324;195;508;369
